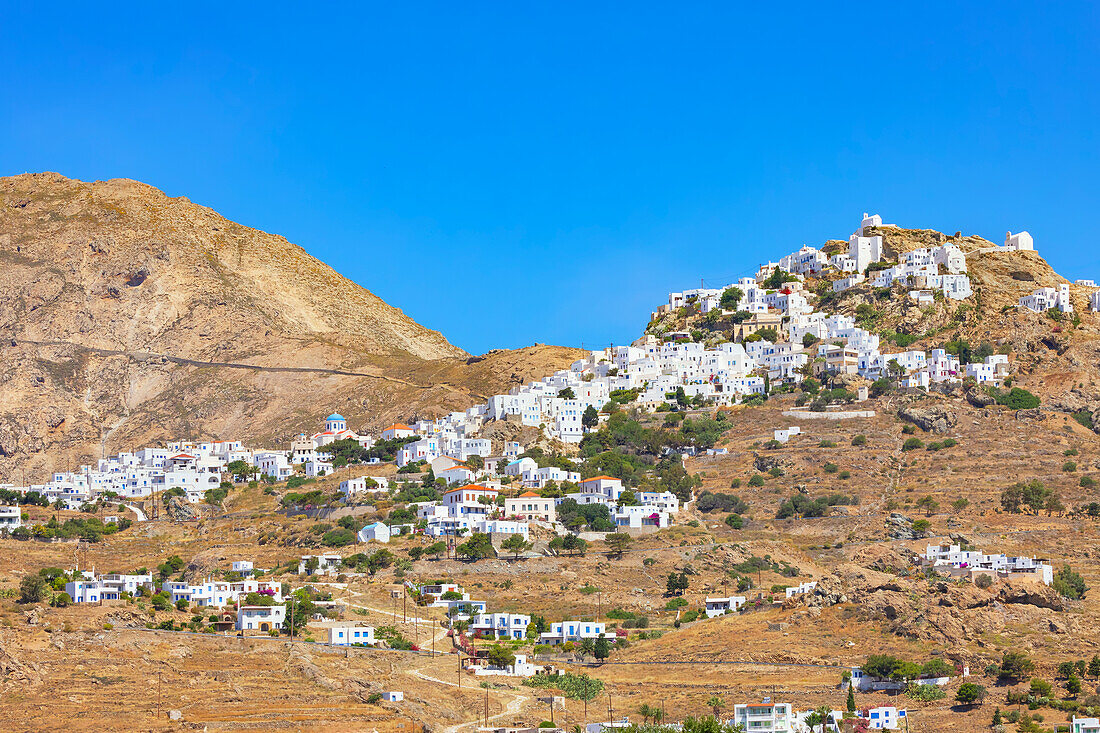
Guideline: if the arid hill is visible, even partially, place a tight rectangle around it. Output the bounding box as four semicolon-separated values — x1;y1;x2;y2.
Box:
0;173;581;481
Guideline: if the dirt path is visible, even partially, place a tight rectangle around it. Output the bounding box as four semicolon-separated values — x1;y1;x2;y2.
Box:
17;339;488;400
408;667;530;733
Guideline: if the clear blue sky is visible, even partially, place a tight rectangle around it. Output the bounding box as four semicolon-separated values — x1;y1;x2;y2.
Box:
2;4;1097;355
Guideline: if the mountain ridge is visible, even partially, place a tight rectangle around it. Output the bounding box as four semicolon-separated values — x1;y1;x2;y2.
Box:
0;172;582;480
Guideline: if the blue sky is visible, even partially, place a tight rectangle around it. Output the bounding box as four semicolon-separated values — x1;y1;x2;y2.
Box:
2;4;1097;355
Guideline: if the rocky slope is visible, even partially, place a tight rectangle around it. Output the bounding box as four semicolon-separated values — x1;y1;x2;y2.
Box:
0;173;581;480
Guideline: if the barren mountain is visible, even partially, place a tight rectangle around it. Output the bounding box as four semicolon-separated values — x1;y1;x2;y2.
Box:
0;173;581;481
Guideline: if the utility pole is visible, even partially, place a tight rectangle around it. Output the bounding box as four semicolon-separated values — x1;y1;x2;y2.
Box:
484;683;489;725
608;693;614;724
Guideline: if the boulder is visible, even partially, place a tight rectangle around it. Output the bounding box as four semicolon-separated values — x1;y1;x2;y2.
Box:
898;405;957;434
965;391;996;408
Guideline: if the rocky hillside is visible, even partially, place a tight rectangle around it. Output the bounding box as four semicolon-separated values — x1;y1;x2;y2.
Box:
649;223;1100;428
0;173;581;480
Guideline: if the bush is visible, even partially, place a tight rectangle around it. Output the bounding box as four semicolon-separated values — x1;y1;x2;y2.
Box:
908;683;946;702
823;463;839;474
748;474;765;487
956;682;986;705
696;492;749;514
839;471;851;480
1053;565;1088;599
19;574;48;604
1064;461;1078;473
725;513;744;530
995;387;1040;410
819;440;837;448
975;574;994;589
321;528;356;547
1080;476;1097;488
851;434;867;446
902;424;916;435
902;438;923;451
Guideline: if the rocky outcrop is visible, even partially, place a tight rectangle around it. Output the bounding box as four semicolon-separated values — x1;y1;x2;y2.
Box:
965;390;996;408
897;406;957;434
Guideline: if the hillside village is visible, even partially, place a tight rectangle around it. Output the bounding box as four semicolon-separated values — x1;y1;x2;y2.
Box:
7;212;1100;732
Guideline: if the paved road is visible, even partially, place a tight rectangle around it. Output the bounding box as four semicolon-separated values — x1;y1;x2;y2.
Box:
122;503;148;522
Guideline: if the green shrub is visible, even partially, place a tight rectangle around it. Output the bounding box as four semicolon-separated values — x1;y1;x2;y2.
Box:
902;424;916;435
748;475;765;487
994;387;1040;410
851;434;867;446
824;463;839;474
902;438;924;451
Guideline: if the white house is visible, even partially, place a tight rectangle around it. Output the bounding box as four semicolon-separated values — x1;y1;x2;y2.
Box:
1072;717;1100;733
470;612;531;640
357;522;391;544
298;554;343;576
340;475;389;497
540;620;607;644
864;706;907;730
785;580;817;599
504;492;556;523
236;603;286;633
704;596;746;618
1019;284;1072;313
231;560;254;576
328;624;375;646
381;691;404;702
1091;291;1100;313
438;463;476;485
732;702;793;733
773;426;801;443
0;506;22;530
381;424;415;441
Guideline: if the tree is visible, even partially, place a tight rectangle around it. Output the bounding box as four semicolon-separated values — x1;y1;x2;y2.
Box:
562;533;587;556
501;533;532;559
1066;675;1083;697
638;704;657;725
1088;655;1100;679
19;574;48;604
666;571;689;596
846;684;856;713
998;650;1034;681
915;496;939;516
426;541;447;560
605;532;632;559
593;634;612;662
558;387;576;400
955;682;986;706
486;644;516;670
806;705;832;733
706;695;724;718
719;287;743;310
582;405;599;431
457;532;496;561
